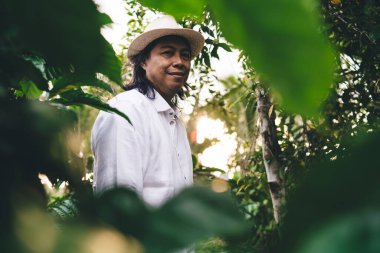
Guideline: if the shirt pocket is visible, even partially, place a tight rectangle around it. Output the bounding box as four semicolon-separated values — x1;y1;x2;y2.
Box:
142;186;174;207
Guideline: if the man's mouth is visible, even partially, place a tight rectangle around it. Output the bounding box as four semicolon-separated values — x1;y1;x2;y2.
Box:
167;72;186;77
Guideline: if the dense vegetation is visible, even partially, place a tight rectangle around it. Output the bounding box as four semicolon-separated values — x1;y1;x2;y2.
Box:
1;0;379;253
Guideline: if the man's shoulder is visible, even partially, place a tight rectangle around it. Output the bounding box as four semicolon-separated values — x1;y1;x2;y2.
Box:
99;89;154;127
109;89;150;108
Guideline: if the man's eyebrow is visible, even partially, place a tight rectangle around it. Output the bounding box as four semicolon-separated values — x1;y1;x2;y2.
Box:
159;45;190;51
159;45;176;50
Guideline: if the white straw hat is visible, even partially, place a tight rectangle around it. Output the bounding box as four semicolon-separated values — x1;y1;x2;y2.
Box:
127;15;205;61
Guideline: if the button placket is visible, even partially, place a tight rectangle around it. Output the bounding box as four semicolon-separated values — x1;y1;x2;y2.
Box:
176;151;186;181
174;145;187;182
169;112;187;183
169;110;175;125
167;111;176;146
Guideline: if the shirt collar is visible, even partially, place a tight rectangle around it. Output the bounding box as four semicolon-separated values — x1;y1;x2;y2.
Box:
150;89;179;116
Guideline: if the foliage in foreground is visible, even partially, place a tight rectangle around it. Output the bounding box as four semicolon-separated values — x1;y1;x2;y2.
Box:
280;131;380;253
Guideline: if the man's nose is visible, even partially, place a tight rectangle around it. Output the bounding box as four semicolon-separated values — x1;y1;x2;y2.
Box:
172;53;186;68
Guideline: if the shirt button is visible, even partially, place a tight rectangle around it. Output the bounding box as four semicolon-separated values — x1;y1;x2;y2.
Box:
170;121;175;125
169;112;174;115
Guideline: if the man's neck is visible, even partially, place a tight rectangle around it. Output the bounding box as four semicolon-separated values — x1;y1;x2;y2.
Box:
154;87;176;108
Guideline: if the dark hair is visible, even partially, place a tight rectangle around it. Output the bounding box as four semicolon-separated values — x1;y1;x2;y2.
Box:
124;35;190;106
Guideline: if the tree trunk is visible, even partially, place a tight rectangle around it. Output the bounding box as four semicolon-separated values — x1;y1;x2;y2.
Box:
256;87;285;223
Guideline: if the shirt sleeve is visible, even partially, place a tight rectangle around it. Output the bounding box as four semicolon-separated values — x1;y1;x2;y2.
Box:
91;100;146;197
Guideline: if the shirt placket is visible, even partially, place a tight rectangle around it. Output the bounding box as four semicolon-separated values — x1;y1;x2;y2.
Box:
168;110;177;146
168;110;188;184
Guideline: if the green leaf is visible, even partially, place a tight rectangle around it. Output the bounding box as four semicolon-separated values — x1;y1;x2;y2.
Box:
0;54;49;90
294;210;380;253
2;0;121;84
211;45;220;59
48;194;78;220
204;53;211;68
281;132;380;253
140;0;206;18
51;89;131;124
95;188;150;239
201;24;215;38
208;0;336;116
144;187;248;253
20;81;43;100
192;154;199;167
218;43;232;52
22;54;48;80
0;99;75;187
50;75;113;97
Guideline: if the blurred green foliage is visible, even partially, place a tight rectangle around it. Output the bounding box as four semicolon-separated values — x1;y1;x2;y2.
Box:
196;238;227;253
0;0;130;121
280;132;380;253
141;0;205;19
0;0;121;84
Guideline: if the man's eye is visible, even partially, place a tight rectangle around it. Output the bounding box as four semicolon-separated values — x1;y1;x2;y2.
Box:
162;51;173;56
182;52;191;60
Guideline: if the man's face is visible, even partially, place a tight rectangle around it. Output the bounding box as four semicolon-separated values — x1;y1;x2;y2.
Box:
141;36;191;100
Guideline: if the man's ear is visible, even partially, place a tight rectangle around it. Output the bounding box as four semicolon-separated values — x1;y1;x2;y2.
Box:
140;61;147;70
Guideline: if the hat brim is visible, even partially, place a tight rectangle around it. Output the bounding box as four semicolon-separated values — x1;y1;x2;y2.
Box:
127;28;205;61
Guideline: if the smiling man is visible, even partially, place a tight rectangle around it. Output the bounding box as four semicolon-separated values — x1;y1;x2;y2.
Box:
141;35;191;105
91;16;204;209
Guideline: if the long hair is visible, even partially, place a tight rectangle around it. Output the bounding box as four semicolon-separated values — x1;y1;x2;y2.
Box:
125;35;190;106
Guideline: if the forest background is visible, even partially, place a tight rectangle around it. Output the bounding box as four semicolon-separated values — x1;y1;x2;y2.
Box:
1;0;380;253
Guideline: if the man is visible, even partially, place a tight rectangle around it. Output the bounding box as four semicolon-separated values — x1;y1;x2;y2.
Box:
91;15;204;208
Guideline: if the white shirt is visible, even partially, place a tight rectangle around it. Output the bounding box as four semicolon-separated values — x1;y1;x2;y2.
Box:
91;88;193;207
